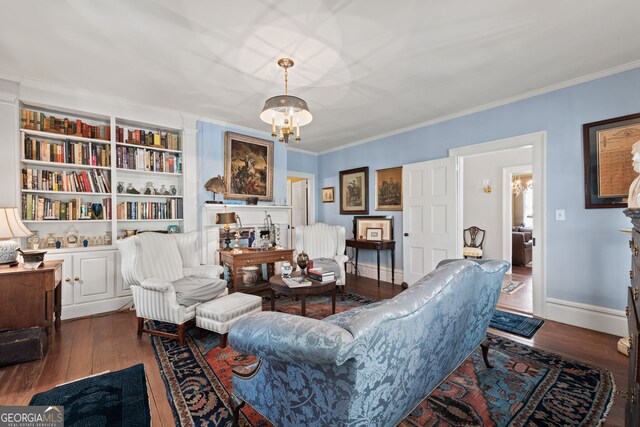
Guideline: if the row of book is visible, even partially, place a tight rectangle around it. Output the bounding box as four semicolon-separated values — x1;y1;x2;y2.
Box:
116;199;183;220
22;168;112;194
307;268;336;283
23;136;110;167
21;109;110;141
22;194;112;221
116;126;181;151
116;146;181;174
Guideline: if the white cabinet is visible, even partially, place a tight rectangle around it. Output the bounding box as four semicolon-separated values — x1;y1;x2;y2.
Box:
72;251;115;304
114;251;130;297
44;248;125;318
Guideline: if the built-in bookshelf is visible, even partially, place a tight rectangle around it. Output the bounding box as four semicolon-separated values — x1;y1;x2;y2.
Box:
19;103;185;251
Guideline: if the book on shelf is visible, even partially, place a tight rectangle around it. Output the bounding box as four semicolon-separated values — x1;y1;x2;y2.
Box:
23;136;110;167
21;109;110;141
22;168;111;193
116;199;183;220
22;194;112;221
116;146;182;173
282;277;313;288
116;126;181;151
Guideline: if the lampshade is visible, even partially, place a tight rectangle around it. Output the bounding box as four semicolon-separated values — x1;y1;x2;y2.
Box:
215;212;237;225
0;207;32;239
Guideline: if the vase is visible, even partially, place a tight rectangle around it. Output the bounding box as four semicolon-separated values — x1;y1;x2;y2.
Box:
91;203;103;220
27;231;40;250
170;185;177;195
117;181;124;193
241;266;259;287
296;251;309;274
65;226;79;247
46;232;57;248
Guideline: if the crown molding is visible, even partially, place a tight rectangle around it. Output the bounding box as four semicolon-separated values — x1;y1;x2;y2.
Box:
0;91;17;103
319;60;640;155
286;146;318;156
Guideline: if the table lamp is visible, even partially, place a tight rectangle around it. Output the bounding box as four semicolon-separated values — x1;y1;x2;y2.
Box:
216;211;237;250
0;207;32;266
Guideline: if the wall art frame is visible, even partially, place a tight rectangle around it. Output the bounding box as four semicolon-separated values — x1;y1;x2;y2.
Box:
224;131;274;201
583;113;640;208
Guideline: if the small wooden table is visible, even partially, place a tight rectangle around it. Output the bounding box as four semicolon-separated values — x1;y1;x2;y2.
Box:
0;260;63;337
220;248;295;293
269;273;337;317
346;239;395;286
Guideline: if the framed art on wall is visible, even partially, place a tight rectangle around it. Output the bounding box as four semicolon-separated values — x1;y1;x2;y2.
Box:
583;113;640;208
353;215;393;241
375;166;402;210
322;187;334;203
224;131;274;201
340;167;368;214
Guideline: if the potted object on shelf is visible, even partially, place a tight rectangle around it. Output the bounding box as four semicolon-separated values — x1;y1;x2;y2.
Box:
204;175;226;204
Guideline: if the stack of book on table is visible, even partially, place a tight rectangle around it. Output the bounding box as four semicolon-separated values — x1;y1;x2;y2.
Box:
307;268;336;283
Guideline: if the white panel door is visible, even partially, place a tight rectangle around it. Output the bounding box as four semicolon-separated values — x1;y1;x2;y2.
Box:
291;180;308;228
72;251;115;304
403;157;457;285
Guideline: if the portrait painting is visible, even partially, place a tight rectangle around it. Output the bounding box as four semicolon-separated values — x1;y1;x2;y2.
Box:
340;167;369;214
583;113;640;208
224;132;274;201
322;187;334;203
375;166;402;210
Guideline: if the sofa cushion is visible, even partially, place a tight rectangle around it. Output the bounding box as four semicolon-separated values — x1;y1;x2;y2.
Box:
463;247;483;257
172;275;227;307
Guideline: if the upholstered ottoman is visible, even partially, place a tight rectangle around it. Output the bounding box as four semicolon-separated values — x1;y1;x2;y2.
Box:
196;293;262;348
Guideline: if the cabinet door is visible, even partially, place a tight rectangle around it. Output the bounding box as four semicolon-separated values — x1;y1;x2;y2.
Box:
44;253;74;306
72;252;115;304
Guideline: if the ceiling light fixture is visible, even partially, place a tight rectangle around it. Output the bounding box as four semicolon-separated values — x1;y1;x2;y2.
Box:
260;58;312;146
512;176;533;197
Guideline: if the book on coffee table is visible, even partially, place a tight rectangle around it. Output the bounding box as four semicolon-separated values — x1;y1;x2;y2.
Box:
282;277;312;288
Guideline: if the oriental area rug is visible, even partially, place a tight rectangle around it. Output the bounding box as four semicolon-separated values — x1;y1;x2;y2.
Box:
150;294;614;427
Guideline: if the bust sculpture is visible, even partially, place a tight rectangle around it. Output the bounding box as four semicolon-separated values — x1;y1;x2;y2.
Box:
628;140;640;208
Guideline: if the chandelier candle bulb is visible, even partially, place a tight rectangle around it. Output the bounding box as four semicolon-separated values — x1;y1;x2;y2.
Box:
271;118;276;136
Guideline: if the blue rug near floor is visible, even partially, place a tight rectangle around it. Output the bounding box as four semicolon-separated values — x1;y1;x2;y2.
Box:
490;309;544;338
29;364;151;427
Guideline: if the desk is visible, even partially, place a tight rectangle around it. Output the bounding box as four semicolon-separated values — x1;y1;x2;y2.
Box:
346;239;395;286
220;248;295;293
0;261;63;336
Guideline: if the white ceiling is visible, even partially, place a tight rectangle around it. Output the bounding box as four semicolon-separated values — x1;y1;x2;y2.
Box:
1;1;640;153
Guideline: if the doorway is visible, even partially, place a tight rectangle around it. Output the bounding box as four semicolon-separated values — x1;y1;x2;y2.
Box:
450;131;546;318
286;172;316;231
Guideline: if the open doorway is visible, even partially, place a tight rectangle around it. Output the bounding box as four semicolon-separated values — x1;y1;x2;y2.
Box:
287;172;316;232
500;166;533;314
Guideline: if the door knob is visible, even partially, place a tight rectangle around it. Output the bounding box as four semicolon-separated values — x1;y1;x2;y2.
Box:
74;277;80;281
404;233;409;237
65;277;71;282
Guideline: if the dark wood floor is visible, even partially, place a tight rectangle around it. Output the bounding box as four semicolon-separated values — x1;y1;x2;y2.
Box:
0;273;626;426
498;265;533;314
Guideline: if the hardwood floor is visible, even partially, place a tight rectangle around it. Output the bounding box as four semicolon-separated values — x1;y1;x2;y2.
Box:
0;273;625;426
498;265;533;313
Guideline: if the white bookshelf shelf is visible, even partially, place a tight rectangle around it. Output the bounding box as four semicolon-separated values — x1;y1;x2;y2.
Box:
116;142;181;154
116;193;183;199
21;129;111;145
21;159;111;170
116;168;182;176
21;190;111;196
22;219;112;224
117;218;183;222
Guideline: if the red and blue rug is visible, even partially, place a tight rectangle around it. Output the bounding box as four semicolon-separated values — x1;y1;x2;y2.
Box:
150;293;614;426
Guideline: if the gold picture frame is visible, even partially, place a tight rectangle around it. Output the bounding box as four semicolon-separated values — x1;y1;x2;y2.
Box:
375;166;402;210
322;187;335;203
340;167;369;214
224;132;274;201
353;215;393;241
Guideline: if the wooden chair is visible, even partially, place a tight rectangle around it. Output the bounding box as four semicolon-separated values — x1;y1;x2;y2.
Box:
463;226;485;259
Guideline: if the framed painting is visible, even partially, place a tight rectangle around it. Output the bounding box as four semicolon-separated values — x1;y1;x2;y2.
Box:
340;167;369;214
224;132;274;201
353;215;394;241
375;166;402;210
322;187;335;203
583;113;640;208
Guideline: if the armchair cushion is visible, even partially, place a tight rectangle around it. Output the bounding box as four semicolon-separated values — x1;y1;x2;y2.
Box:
172;275;227;307
139;277;173;292
183;265;224;279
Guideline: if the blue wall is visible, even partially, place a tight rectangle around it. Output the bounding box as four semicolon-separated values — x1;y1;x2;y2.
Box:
318;67;640;311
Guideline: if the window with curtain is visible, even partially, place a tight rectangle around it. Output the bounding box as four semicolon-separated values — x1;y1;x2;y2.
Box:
523;187;533;228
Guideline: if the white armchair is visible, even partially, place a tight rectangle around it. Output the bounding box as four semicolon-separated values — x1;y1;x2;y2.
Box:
117;231;228;346
294;223;349;300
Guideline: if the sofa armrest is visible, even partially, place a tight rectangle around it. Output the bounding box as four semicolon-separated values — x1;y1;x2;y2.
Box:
334;254;349;265
229;312;353;365
512;232;526;246
183;265;223;279
139;278;173;292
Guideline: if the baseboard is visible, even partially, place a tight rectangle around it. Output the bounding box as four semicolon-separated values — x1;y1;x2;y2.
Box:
546;297;627;336
61;297;133;320
346;262;404;285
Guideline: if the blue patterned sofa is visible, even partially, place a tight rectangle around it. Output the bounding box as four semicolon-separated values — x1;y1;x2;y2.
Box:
228;259;509;426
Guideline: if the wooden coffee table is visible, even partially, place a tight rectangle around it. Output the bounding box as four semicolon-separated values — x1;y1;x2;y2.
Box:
269;272;337;317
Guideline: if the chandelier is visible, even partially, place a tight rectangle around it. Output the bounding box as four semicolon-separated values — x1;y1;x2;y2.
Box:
512;176;533;197
260;58;312;145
